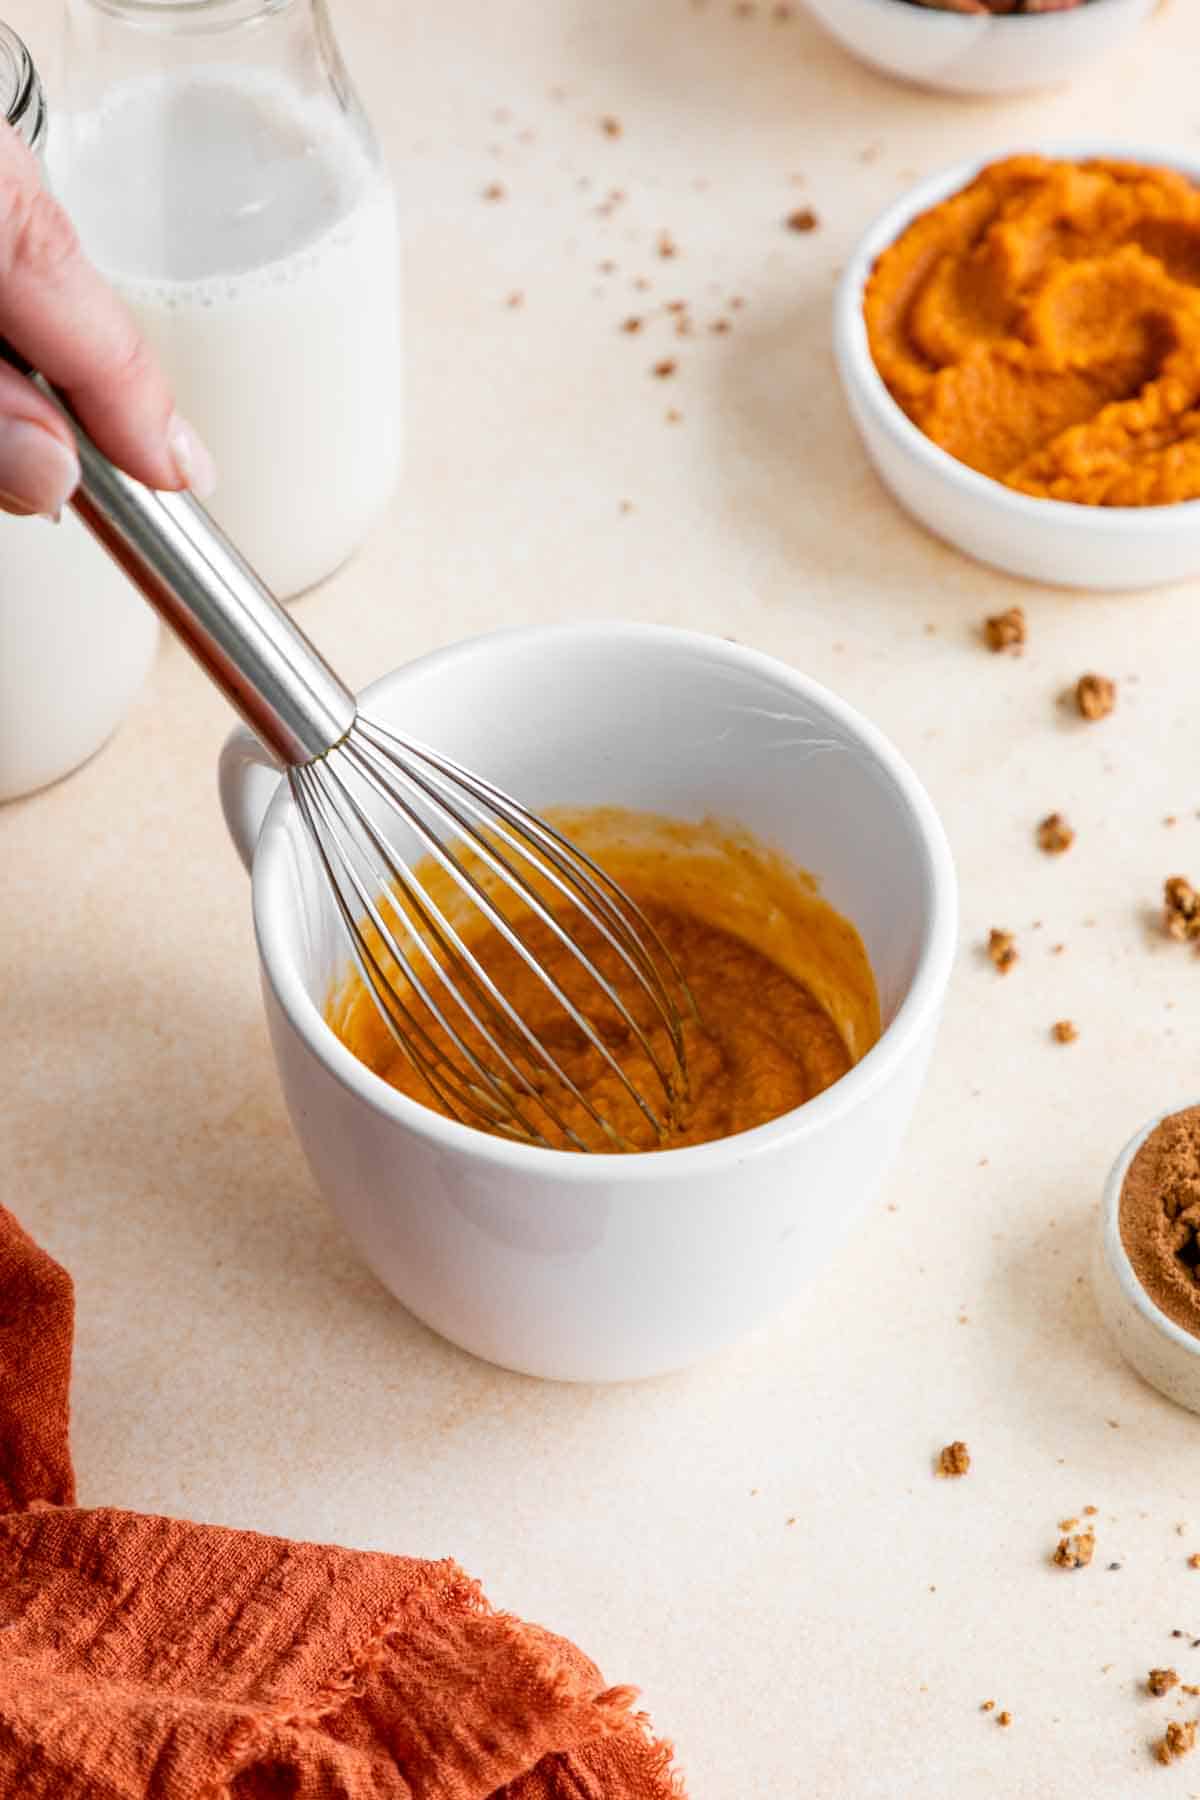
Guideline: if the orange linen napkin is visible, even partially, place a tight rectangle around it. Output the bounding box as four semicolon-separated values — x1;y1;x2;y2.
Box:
0;1204;684;1799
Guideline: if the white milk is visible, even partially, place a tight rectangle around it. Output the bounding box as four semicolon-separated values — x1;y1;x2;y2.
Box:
52;72;402;598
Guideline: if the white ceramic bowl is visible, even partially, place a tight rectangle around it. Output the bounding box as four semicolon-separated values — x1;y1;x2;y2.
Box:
800;0;1155;98
1093;1108;1200;1416
219;623;957;1383
834;141;1200;591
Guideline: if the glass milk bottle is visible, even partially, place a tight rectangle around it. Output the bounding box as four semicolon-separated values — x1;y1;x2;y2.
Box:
51;0;402;600
0;22;158;803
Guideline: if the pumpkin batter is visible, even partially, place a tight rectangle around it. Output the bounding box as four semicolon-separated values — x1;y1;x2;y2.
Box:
327;809;879;1153
865;156;1200;506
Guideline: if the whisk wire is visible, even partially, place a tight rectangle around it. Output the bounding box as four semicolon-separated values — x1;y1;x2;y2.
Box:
369;721;694;1045
302;758;598;1152
293;766;558;1146
345;733;674;1144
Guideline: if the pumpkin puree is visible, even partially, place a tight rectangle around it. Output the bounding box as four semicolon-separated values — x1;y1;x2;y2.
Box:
327;809;880;1153
865;156;1200;506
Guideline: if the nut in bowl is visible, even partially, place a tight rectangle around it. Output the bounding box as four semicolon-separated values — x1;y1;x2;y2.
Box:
220;624;957;1383
834;143;1200;590
799;0;1156;98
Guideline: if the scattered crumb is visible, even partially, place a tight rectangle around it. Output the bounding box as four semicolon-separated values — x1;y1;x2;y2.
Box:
1107;1419;1120;1429
621;316;643;333
936;1441;971;1478
1052;1020;1079;1045
710;318;732;334
1179;1524;1189;1537
665;408;683;424
981;1700;995;1713
1165;876;1200;942
652;359;677;379
1053;1529;1095;1569
786;206;819;233
1037;812;1076;855
597;259;617;275
1059;1517;1080;1532
1076;673;1116;720
1184;1686;1200;1698
730;295;746;310
618;500;634;515
656;230;678;259
997;1711;1012;1728
988;928;1018;974
1166;814;1179;827
600;115;622;137
1083;1506;1097;1517
1149;1669;1180;1697
1188;1554;1200;1571
633;276;651;292
984;606;1026;654
482;182;506;201
1156;1718;1197;1764
1051;943;1066;955
1108;1562;1122;1571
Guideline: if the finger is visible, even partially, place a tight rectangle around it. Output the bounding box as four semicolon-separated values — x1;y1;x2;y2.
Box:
0;123;215;495
0;359;79;514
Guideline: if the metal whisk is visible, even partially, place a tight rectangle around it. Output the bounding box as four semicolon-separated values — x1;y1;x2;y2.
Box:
24;366;691;1152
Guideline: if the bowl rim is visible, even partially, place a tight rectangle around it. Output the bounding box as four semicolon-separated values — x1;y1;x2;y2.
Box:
248;620;958;1182
814;0;1151;28
834;139;1200;537
1101;1104;1200;1360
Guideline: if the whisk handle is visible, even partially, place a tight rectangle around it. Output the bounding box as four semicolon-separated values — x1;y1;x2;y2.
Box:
0;341;357;767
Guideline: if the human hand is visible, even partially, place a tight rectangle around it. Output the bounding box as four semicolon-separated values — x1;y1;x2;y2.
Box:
0;120;215;518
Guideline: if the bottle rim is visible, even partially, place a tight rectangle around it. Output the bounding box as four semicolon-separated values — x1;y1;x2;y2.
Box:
81;0;295;29
0;22;46;152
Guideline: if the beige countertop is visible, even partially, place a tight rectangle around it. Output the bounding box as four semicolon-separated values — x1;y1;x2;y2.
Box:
6;0;1200;1792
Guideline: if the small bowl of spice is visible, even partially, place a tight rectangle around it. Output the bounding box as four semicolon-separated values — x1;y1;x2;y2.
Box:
834;144;1200;589
1093;1105;1200;1415
800;0;1156;98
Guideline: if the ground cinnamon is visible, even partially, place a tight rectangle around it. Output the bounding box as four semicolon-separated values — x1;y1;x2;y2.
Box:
1120;1106;1200;1337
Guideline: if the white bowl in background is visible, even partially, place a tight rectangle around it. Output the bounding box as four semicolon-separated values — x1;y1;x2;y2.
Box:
800;0;1155;98
834;141;1200;590
1093;1108;1200;1416
219;623;957;1383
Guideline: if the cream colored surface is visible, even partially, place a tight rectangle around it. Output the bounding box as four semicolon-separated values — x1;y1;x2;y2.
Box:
4;0;1200;1792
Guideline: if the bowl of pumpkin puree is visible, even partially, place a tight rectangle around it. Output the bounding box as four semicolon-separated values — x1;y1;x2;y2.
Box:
835;147;1200;590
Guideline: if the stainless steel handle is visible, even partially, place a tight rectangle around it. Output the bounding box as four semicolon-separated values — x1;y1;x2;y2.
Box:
2;343;357;766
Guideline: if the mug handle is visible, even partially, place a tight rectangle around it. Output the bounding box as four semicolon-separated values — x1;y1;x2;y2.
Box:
218;726;282;874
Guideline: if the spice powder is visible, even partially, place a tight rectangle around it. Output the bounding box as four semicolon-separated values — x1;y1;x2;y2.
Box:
1120;1106;1200;1337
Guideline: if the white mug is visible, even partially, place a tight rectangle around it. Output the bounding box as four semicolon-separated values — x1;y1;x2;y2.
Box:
219;623;957;1382
0;510;158;802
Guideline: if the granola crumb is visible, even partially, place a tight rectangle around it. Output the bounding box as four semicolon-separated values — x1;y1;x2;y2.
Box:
482;182;506;202
652;359;677;379
710;318;732;334
936;1441;970;1478
984;606;1025;654
656;230;678;259
1149;1669;1180;1697
786;206;819;233
1156;1718;1197;1764
633;276;651;292
1083;1506;1097;1516
1165;876;1200;942
981;1700;995;1712
1059;1517;1080;1532
621;316;643;333
1052;1020;1079;1045
600;115;622;137
997;1711;1012;1728
665;408;683;424
1052;1528;1095;1569
1076;673;1116;720
618;500;633;515
1188;1554;1200;1570
988;928;1018;974
505;290;524;308
1037;812;1075;855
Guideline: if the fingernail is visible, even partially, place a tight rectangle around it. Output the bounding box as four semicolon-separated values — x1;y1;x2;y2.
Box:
0;489;39;516
168;413;217;499
0;420;79;516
